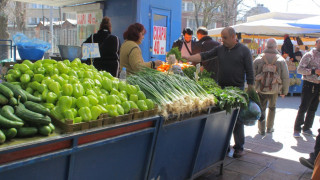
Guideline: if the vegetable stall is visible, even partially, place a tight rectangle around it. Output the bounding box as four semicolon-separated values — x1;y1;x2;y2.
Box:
0;58;248;179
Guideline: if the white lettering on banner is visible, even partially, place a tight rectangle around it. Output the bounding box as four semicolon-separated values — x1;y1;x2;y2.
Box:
153;26;167;55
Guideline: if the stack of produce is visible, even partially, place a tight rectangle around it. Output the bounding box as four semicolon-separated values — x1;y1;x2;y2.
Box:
127;68;216;117
0;82;54;144
5;59;154;125
156;62;193;72
182;67;249;113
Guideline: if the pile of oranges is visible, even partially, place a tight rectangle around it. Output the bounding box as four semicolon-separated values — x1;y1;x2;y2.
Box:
156;62;193;72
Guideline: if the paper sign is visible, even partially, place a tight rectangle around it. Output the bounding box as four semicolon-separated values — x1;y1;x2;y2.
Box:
82;43;101;59
153;26;167;55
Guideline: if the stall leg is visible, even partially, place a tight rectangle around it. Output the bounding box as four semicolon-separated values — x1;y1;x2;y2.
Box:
219;163;223;175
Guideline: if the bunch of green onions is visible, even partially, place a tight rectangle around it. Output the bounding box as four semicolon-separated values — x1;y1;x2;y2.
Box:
127;68;216;117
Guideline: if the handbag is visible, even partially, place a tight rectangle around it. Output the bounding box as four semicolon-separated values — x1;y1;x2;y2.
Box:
82;34;101;62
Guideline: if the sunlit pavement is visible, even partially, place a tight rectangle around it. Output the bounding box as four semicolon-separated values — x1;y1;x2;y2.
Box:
196;95;317;180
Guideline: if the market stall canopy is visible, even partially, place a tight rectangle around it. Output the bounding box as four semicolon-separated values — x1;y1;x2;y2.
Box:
288;16;320;29
13;0;99;7
208;18;320;36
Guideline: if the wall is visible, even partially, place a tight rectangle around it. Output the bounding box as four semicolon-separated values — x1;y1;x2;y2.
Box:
104;0;137;43
138;0;181;61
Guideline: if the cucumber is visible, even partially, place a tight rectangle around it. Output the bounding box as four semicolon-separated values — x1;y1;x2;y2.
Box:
9;97;18;106
1;105;24;123
2;82;27;103
0;83;14;99
0;130;6;144
0;113;24;128
48;123;55;133
38;125;51;136
15;104;51;125
0;94;8;105
21;89;42;103
17;127;38;137
2;128;17;139
24;101;50;116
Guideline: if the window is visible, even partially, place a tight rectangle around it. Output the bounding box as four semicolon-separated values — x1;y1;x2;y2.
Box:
187;19;202;31
186;2;194;11
182;2;186;12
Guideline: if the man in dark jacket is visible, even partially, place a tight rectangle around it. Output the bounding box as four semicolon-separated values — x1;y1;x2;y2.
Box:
184;27;255;158
194;27;220;81
172;27;196;58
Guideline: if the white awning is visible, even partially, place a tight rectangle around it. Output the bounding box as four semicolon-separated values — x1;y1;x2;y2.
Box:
14;0;99;7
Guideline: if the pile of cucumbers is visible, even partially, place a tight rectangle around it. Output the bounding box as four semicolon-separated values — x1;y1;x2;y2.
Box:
0;82;54;144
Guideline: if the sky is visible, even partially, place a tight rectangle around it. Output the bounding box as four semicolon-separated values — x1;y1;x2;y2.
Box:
240;0;320;16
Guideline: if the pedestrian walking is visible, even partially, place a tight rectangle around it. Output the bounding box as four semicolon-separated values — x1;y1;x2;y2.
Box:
293;38;320;138
253;38;290;136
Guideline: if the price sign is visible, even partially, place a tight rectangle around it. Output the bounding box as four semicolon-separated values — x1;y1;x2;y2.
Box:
152;26;167;55
82;43;101;59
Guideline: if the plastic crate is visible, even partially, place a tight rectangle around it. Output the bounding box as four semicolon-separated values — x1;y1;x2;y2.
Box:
17;46;44;60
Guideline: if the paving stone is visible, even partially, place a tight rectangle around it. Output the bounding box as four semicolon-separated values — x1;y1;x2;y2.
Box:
301;169;313;179
224;159;265;176
269;158;307;176
257;167;301;180
239;152;276;167
198;168;253;180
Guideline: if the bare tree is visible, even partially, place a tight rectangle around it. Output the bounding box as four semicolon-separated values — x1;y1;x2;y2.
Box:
192;0;223;28
15;2;26;31
0;0;9;40
218;0;244;26
191;0;245;28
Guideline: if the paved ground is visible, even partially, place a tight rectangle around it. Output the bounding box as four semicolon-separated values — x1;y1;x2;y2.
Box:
196;95;319;180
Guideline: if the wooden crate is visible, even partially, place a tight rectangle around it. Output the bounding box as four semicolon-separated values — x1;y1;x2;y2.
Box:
51;117;89;134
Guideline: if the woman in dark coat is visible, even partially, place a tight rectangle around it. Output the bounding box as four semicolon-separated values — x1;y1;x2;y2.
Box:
83;17;121;77
281;34;294;60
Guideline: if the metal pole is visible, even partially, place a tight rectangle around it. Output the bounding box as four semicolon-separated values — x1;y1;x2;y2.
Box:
50;6;53;56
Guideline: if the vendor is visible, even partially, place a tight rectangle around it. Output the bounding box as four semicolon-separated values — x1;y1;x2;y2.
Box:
83;16;120;77
120;23;162;75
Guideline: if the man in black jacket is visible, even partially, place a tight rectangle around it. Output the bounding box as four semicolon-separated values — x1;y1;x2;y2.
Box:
184;27;254;158
194;27;220;81
172;27;196;58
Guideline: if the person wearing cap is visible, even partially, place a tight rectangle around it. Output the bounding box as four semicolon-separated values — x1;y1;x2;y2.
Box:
194;26;220;81
253;38;289;136
172;27;196;58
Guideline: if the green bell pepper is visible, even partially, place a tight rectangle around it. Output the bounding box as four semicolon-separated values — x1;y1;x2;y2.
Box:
97;94;107;104
121;101;131;114
128;101;138;110
137;100;148;111
137;91;146;100
86;89;97;97
107;95;117;105
33;74;44;83
110;88;120;96
116;104;124;115
76;96;90;109
91;106;102;120
97;105;107;113
100;89;109;96
10;69;21;78
84;71;93;79
20;74;30;83
61;84;73;96
102;78;112;91
92;87;102;96
126;84;137;95
71;58;81;67
63;109;74;120
42;103;55;110
18;64;30;73
57;61;70;74
30;81;41;91
57;96;73;110
37;83;47;93
74;117;82;123
118;81;127;92
145;99;154;110
72;83;84;98
48;81;61;95
61;74;69;80
5;74;16;82
46;92;58;104
112;81;119;90
68;69;78;78
68;76;79;84
105;105;119;117
63;60;71;66
129;94;139;103
118;93;128;102
78;107;92;122
88;95;98;106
